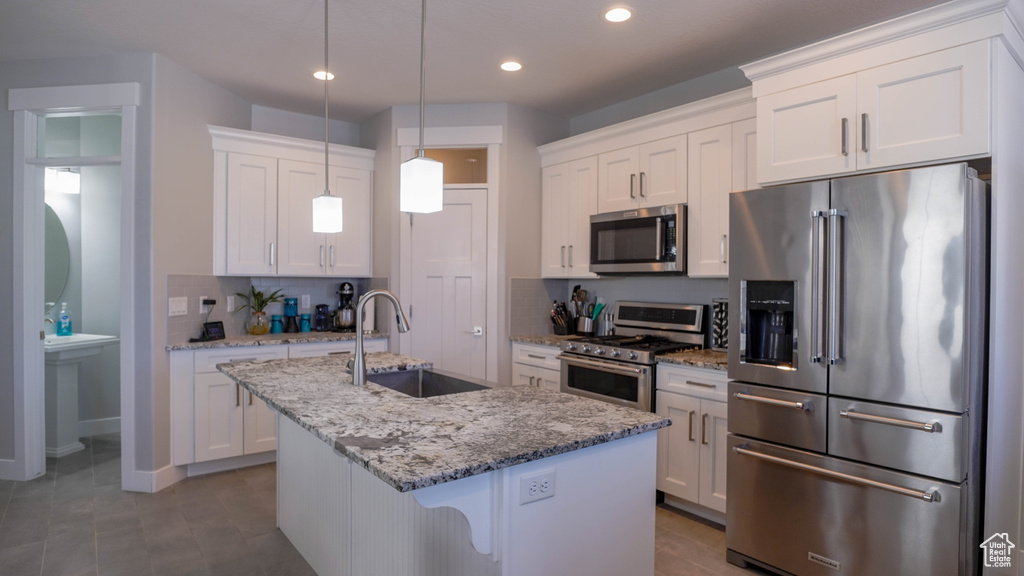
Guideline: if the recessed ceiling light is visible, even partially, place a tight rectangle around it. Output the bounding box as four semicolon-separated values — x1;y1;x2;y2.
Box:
605;7;632;22
313;70;335;80
500;61;522;72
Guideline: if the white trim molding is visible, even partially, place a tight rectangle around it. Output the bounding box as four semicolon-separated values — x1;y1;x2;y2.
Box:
9;82;140;111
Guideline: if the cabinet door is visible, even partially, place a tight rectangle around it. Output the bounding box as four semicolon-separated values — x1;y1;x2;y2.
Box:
512;363;539;387
194;372;244;462
757;74;857;183
597;147;640;213
656;390;701;502
639;135;687;207
731;118;758;193
541;163;571;277
277;159;328;276
535;367;562;392
698;399;728;514
568;157;598;277
856;41;989;171
687;125;732;278
326;165;372;277
225;153;278;276
243;391;277;454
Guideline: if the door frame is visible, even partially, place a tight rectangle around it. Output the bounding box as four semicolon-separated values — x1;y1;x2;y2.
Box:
6;83;140;487
397;126;501;382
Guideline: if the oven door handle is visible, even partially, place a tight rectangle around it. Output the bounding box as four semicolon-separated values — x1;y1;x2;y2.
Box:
558;354;646;377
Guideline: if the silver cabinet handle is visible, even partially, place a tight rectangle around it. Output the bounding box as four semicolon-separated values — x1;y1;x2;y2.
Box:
630;173;637;199
330;245;335;267
561;245;566;268
249;390;253;406
269;242;275;266
861;113;869;153
568;245;573;267
529;376;536;387
686;379;717;389
688;410;696;442
639;172;646;198
840;409;940;433
654;217;663;261
734;392;808;411
720;235;727;264
701;413;709;445
229;357;257;363
320;245;326;267
841;117;849;156
810;210;827;364
734;446;938;502
526;354;546;360
827;209;846;365
236;384;241;407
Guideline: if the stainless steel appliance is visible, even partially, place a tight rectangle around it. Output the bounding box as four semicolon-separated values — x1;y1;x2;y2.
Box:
726;163;987;576
589;204;686;274
559;301;706;411
333;282;356;332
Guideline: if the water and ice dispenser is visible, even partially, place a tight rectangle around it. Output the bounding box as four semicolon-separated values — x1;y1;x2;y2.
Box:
740;281;795;368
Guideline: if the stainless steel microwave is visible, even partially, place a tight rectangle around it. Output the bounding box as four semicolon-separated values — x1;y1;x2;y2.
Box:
589;204;686;274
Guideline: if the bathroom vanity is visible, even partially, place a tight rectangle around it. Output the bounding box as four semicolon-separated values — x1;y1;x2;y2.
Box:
218;352;668;576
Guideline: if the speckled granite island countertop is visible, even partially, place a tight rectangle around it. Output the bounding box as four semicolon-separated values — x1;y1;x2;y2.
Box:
217;351;669;492
508;334;580;347
167;330;387;351
657;348;728;370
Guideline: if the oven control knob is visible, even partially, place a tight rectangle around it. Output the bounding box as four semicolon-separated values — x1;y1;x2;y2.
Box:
609;350;621;358
594;348;605;355
566;344;577;351
628;351;639;360
582;345;591;353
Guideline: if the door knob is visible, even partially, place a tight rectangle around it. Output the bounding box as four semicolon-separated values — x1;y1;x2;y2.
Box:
464;326;484;336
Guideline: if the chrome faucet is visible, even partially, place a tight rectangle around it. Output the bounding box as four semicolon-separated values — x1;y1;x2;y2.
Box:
347;289;410;386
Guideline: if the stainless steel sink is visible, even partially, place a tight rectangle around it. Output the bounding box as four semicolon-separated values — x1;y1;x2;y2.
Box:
368;368;490;398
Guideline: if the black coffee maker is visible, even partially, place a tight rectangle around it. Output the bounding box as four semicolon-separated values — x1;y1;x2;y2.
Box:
333;282;356;332
314;304;331;331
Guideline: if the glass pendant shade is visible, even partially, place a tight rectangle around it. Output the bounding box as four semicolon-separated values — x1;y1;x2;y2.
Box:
312;192;344;233
400;156;443;213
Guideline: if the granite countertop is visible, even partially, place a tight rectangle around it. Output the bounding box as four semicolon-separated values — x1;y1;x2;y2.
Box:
167;330;388;351
217;352;670;492
509;334;580;347
658;348;728;371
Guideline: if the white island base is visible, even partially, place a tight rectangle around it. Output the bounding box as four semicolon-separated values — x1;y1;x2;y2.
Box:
277;415;658;576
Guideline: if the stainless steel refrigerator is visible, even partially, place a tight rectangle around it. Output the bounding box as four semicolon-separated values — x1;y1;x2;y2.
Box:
726;163;987;576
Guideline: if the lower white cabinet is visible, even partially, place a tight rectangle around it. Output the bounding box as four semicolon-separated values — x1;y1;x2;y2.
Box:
286;338;386;358
511;342;562;392
655;363;728;515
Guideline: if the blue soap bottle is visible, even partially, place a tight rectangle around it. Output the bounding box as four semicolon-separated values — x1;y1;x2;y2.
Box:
56;302;73;336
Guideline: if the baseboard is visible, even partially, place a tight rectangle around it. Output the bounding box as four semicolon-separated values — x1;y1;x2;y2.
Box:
79;417;121;437
661;495;727;527
0;458;34;482
186;451;276;478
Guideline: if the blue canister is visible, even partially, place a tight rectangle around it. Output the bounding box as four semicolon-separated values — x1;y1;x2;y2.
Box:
284;297;298;317
300;314;311;332
270;314;284;334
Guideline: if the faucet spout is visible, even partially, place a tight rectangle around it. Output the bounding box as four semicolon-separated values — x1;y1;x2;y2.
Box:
347;289;410;386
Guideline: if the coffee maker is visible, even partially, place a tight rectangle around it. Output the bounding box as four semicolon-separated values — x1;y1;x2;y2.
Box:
333;282;356;332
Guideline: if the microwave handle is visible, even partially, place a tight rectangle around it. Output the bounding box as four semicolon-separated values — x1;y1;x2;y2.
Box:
654;217;663;261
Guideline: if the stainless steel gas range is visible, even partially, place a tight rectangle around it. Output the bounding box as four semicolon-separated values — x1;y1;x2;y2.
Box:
558;301;707;412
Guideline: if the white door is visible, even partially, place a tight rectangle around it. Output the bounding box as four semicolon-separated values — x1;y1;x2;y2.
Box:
409;188;487;379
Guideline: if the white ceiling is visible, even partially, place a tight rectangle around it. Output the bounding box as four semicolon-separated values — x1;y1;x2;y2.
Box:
1;0;943;122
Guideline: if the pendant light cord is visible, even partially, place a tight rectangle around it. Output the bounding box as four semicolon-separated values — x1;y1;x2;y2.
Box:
417;0;426;159
324;0;330;195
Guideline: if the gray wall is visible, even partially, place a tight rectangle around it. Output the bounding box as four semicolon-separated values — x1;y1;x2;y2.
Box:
251;104;361;147
0;53;155;463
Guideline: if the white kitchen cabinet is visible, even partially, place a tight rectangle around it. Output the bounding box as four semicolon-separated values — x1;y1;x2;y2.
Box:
511;342;562;392
756;41;989;184
286;338;386;358
597;135;687;213
211;126;375;277
656;363;728;516
541;157;597;278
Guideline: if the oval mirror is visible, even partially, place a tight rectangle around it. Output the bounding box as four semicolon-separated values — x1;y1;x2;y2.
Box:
45;203;71;313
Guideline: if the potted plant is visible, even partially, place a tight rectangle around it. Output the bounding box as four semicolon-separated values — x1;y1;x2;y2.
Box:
235;286;285;335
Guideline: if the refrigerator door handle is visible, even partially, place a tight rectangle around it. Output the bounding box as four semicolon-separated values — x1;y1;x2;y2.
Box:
734;392;809;411
840;409;941;433
733;446;939;502
827;209;846;365
810;210;828;364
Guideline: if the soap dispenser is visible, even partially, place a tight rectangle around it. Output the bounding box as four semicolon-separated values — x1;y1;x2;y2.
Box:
56;302;73;336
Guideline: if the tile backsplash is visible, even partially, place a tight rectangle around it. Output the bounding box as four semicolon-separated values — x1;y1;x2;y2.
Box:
509;278;566;336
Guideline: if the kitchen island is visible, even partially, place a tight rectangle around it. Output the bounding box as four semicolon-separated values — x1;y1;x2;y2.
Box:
218;352;669;576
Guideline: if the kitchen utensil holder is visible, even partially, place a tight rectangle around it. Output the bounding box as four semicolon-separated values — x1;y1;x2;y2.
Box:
553;323;574;336
576;316;594;336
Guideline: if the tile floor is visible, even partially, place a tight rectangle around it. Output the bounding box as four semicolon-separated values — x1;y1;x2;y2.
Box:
0;434;763;576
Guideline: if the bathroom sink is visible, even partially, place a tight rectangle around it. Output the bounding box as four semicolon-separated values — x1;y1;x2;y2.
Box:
44;333;119;362
368;368;490;398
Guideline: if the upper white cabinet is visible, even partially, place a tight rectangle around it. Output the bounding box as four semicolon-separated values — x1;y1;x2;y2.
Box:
755;41;990;184
597;135;687;213
211;126;375;277
541;157;597;278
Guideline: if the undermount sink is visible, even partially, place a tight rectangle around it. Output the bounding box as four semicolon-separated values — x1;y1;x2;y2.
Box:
368;368;490;398
44;333;119;362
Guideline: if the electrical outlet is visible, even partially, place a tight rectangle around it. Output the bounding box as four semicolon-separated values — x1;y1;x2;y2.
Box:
227;295;235;312
168;297;187;317
301;294;310;309
519;469;556;505
199;295;211;314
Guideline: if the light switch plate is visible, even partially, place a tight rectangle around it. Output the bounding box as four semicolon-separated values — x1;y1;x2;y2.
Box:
168;297;187;317
301;294;310;309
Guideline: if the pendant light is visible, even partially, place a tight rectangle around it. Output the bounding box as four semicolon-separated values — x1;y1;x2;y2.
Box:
400;0;443;213
312;0;344;233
